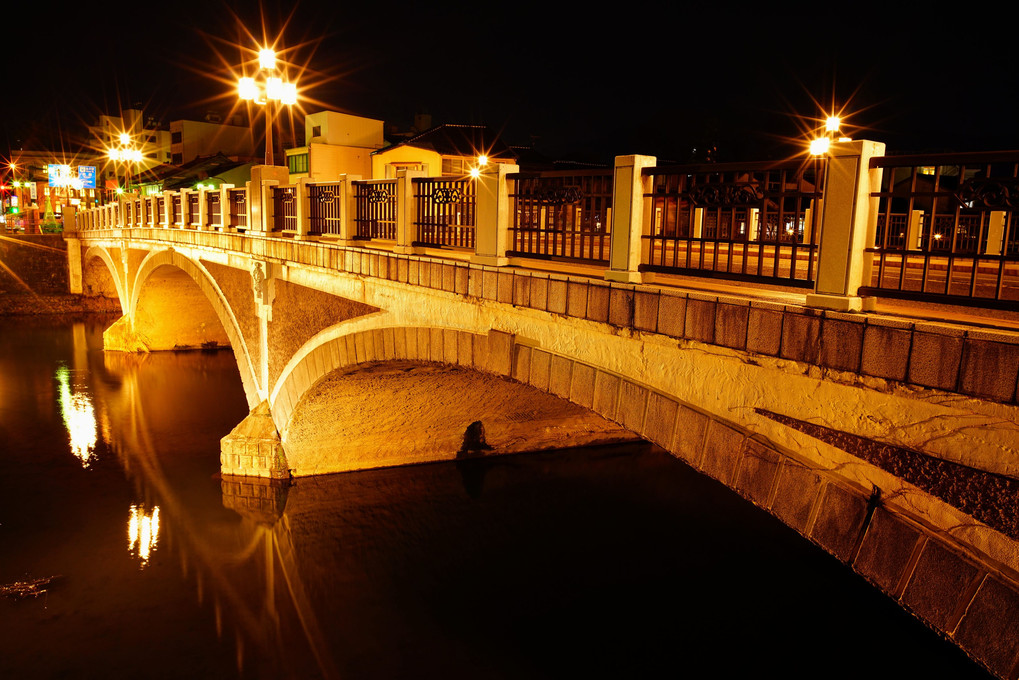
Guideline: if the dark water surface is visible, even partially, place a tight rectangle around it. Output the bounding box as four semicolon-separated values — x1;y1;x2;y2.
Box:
0;316;992;679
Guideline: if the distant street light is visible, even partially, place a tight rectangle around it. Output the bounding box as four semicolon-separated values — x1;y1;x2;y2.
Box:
238;47;298;166
108;133;143;193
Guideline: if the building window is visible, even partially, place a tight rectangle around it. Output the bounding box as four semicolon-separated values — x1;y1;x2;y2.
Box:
172;153;182;165
171;131;182;144
312;125;321;138
441;158;467;176
288;153;309;174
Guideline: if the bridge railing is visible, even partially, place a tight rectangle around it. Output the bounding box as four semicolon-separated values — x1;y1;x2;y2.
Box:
862;151;1019;307
641;160;824;286
413;177;476;249
75;140;1019;314
507;170;613;264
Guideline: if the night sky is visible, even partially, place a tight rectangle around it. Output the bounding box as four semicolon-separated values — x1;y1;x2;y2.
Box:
5;2;1018;165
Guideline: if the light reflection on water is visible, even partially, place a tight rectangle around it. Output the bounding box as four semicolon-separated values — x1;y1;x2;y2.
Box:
127;504;160;566
0;315;994;680
55;364;98;467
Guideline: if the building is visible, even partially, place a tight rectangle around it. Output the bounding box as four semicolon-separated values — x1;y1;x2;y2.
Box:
170;113;252;166
284;111;385;182
370;124;517;179
88;109;172;189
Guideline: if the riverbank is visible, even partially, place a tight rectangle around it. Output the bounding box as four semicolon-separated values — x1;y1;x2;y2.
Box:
0;293;121;316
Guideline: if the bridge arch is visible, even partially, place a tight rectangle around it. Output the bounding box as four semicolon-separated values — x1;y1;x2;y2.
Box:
117;247;261;408
82;245;128;313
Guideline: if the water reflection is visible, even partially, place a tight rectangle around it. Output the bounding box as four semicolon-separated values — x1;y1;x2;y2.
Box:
55;364;98;467
127;504;161;566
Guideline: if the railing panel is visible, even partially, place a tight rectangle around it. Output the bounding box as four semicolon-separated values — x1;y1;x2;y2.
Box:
157;197;166;225
172;195;182;225
509;171;612;263
642;161;824;286
308;183;344;236
866;152;1019;306
413;177;475;248
353;179;397;240
271;186;296;232
206;192;221;228
228;189;247;228
188;193;200;226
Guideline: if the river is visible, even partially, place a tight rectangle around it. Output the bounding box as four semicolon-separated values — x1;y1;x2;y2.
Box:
0;315;992;678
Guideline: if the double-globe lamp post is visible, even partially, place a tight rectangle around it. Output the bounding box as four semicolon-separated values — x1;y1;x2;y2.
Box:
238;48;297;167
108;132;143;194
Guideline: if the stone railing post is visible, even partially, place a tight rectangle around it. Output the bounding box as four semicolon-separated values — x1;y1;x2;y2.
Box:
295;177;311;240
161;191;173;227
986;211;1007;256
394;169;427;254
471;163;519;266
63;204;77;236
181;189;193;227
806;140;886;312
248;165;290;234
605;154;657;283
335;174;361;244
197;187;208;230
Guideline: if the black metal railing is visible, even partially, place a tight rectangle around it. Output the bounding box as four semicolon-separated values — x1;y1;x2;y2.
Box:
353;179;397;240
172;195;182;225
865;152;1019;306
206;191;221;227
642;160;825;286
509;171;612;262
308;183;344;236
188;193;200;226
413;177;475;248
271;186;296;232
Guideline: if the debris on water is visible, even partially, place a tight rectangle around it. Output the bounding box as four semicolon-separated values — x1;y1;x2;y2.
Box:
0;575;62;600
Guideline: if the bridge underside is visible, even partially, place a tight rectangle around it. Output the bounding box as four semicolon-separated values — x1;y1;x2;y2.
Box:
281;361;638;475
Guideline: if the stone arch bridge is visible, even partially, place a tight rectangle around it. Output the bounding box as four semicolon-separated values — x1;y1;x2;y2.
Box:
70;227;1019;678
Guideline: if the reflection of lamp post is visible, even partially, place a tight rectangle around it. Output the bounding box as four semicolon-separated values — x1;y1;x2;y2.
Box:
238;48;297;166
108;132;143;193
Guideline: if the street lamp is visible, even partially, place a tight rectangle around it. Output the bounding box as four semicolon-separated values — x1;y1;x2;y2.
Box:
108;133;143;194
238;47;297;166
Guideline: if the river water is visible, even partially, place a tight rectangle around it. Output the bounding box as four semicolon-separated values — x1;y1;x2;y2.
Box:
0;315;992;679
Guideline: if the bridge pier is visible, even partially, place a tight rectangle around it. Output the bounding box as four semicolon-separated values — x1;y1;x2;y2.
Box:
221;401;291;479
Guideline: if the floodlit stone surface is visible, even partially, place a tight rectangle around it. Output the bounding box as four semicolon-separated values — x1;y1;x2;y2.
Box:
281;361;638;475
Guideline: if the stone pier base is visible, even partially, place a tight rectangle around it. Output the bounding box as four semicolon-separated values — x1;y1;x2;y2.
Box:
220;401;291;479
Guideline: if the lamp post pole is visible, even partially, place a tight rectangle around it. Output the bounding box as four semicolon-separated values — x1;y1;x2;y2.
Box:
238;48;297;168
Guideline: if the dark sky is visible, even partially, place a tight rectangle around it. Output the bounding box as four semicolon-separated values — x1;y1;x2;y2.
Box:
5;2;1019;165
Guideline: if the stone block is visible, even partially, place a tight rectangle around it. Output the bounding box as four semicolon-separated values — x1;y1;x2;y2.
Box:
441;264;455;292
592;371;620;420
429;327;444;363
513;345;532;382
416;328;430;360
587;283;610;323
657;292;687;338
377;255;389;280
734;439;781;506
382;328;396;360
486;330;514;376
567;280;588;318
353;332;366;363
685;298;717;344
909;331;962;391
673;406;709;465
627;290;656;334
714;303;749;350
404;326;419;360
608;287;634;328
457;331;473;367
780;312;821;364
344;334;357;364
529;349;552;391
959;339;1019;402
901;539;982;633
397;258;409;283
472;333;489;372
547;277;568;314
746;308;783;356
468;268;483;298
860;325;911;382
954;576;1019;678
497;272;514;304
770;462;822;534
700;419;745;484
455;266;469;295
513;275;531;307
571;363;596;409
643;392;678;449
549;355;573;398
430;261;443;290
407;259;420;286
482;270;498;300
617;380;649;432
530;276;549;311
443;329;459;364
854;507;922;596
808;483;868;562
819;318;864;373
393;327;407;360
